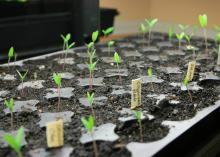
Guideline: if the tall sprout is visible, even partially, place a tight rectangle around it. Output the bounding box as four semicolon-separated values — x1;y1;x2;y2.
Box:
5;98;14;129
199;14;208;52
53;73;62;111
145;19;158;46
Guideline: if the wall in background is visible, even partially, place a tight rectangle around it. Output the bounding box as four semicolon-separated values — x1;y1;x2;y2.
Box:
100;0;220;35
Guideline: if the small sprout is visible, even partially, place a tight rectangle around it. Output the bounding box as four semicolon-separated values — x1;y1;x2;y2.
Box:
5;98;14;129
199;14;208;52
3;127;24;157
87;49;98;90
8;46;14;68
145;18;158;46
107;40;115;56
102;27;114;37
60;33;75;68
92;30;99;43
81;116;98;157
16;70;28;97
148;67;154;91
176;32;185;49
183;77;193;102
87;42;95;54
53;73;62;111
133;110;143;142
178;24;189;32
186;45;197;60
114;52;122;83
139;23;148;47
87;92;96;119
168;27;174;42
184;34;192;45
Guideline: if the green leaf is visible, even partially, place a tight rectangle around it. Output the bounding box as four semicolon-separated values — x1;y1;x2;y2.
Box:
8;47;14;58
178;24;189;31
102;27;114;36
3;134;20;154
114;52;120;64
53;73;62;87
176;32;185;41
140;23;148;33
184;34;191;43
15;127;24;151
183;78;189;86
215;33;220;42
81;115;94;133
199;14;207;28
133;110;142;123
87;42;94;50
92;30;99;42
148;67;153;77
4;98;14;112
87;92;94;105
145;19;158;28
68;42;75;49
108;41;115;47
16;70;28;81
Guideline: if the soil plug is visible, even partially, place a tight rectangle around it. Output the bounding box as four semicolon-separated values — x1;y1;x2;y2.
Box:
8;46;14;69
81;116;99;157
199;14;208;53
183;77;193;102
60;33;75;69
133;110;143;142
5;98;14;129
3;127;24;157
168;27;174;42
114;52;122;83
102;27;114;38
148;67;154;92
87;92;96;119
176;32;185;50
53;73;62;111
145;19;158;46
16;70;28;97
107;40;115;56
87;49;98;90
139;23;148;48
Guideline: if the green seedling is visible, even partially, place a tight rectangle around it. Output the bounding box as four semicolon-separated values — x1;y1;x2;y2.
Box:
148;67;154;92
53;73;62;111
114;52;122;83
5;98;14;129
8;47;14;68
178;24;189;33
16;70;28;97
183;77;193;102
133;110;143;142
107;40;115;56
184;34;192;45
186;45;197;61
3;127;24;157
168;27;174;42
87;42;95;54
102;27;114;37
60;33;75;68
87;49;98;90
145;19;158;46
139;23;148;47
87;92;96;118
176;32;185;49
199;14;208;52
81;116;98;157
92;30;99;43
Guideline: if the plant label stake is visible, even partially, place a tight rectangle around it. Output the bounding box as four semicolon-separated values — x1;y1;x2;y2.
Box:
218;51;220;65
46;119;64;148
131;78;141;109
186;61;196;81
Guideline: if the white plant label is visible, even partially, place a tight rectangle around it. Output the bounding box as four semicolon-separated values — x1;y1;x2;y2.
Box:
131;78;141;109
46;119;64;148
186;61;196;81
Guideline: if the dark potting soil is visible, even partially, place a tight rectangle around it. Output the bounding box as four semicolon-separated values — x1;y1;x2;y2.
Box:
0;32;220;157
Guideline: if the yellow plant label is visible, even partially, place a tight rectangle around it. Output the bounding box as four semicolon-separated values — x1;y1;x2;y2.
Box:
131;78;141;109
46;119;64;148
186;61;196;81
218;52;220;65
